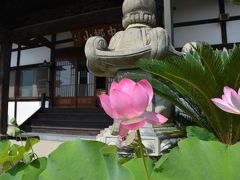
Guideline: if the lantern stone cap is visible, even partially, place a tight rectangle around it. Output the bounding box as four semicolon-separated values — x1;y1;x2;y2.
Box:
122;0;156;16
122;0;157;29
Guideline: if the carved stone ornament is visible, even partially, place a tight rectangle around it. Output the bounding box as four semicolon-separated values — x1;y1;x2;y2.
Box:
84;0;183;156
84;0;181;77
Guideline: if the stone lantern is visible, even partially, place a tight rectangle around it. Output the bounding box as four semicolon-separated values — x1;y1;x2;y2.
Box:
85;0;182;156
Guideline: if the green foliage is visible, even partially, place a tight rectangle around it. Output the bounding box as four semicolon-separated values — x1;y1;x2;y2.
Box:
186;126;217;141
229;0;240;5
0;158;47;180
3;138;240;179
137;44;240;144
151;137;240;180
24;138;39;152
123;158;154;180
0;138;39;172
9;117;21;137
0;139;166;179
39;139;134;180
9;118;17;126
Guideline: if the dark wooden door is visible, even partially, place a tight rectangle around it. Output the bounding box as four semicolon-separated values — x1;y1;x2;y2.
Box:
53;57;96;107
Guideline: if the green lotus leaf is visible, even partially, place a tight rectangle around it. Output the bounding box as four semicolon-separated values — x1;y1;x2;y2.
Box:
25;138;39;152
151;138;240;180
0;157;47;180
186;126;217;141
123;158;154;180
39;139;134;180
0;140;11;164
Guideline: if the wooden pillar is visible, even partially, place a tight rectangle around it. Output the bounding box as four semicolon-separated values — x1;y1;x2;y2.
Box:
164;0;174;45
218;0;228;45
49;34;56;107
0;35;12;134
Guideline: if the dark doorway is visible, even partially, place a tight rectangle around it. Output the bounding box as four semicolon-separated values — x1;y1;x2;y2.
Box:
53;48;96;107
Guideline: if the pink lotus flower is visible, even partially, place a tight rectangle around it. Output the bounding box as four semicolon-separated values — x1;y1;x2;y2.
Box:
211;86;240;114
99;78;168;138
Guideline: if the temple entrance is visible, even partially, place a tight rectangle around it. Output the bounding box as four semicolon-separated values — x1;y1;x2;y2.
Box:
53;53;96;108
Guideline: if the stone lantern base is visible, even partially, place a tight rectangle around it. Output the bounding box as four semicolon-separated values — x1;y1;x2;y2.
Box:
96;123;183;156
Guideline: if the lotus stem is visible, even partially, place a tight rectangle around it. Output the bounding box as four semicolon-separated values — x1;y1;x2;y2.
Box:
137;130;149;180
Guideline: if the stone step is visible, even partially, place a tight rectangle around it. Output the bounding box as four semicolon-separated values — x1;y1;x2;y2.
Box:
34;112;111;119
20;107;113;136
42;108;105;113
22;125;102;136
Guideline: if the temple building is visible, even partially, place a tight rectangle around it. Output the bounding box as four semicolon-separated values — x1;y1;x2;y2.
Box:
0;0;239;144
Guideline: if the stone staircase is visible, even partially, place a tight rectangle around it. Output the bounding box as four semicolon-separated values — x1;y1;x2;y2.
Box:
20;108;113;136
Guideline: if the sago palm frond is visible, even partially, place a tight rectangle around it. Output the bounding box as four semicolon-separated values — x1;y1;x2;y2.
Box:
194;44;225;92
223;45;240;89
138;56;222;135
137;44;240;144
230;0;240;5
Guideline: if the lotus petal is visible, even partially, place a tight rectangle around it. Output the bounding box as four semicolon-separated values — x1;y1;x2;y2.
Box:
118;78;136;96
138;80;153;103
110;90;136;119
122;117;144;124
110;81;120;93
142;112;168;125
230;91;240;111
212;98;240;114
119;123;129;139
99;94;119;119
132;83;149;116
121;119;146;130
223;86;235;106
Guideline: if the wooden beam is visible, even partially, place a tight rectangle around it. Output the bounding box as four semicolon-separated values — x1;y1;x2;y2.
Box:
17;36;53;49
0;28;7;42
37;37;52;48
0;34;4;42
0;37;12;134
9;7;122;42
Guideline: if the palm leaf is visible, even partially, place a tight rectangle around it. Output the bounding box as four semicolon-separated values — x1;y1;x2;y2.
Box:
136;43;240;144
119;43;240;144
138;57;222;134
223;45;240;89
230;0;240;5
195;44;225;92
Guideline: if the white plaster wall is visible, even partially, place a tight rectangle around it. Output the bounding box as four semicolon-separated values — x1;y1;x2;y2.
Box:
55;42;75;49
16;101;41;125
12;43;18;49
8;102;15;124
45;101;49;108
172;0;240;47
225;1;240;16
20;47;51;66
227;20;240;43
225;1;240;44
8;100;49;126
56;31;72;41
44;35;52;41
173;0;219;23
174;23;222;48
11;51;17;67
